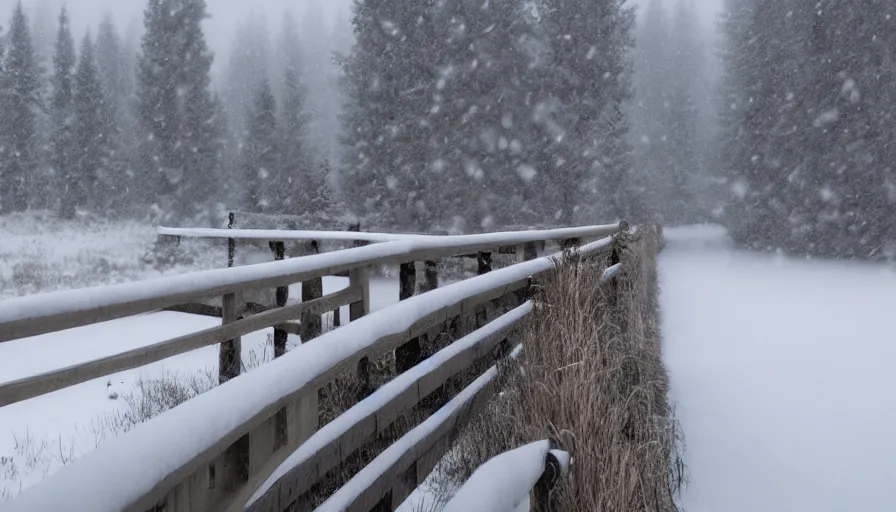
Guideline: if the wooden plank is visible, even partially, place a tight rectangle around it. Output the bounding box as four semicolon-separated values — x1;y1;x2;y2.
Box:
249;415;278;476
36;270;545;510
339;371;500;512
272;321;302;336
396;262;422;374
219;293;241;384
300;276;323;341
0;225;618;344
349;266;372;321
212;391;319;512
247;308;522;511
422;261;439;293
517;242;539;262
477;252;493;275
163;303;223;318
273;241;289;358
0;287;361;408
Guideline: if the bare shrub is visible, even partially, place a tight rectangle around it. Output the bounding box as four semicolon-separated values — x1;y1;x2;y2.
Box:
439;225;684;511
10;261;50;295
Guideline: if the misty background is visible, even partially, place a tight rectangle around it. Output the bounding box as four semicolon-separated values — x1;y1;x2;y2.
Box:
0;0;890;262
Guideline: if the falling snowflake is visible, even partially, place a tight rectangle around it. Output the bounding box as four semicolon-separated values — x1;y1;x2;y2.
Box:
813;109;839;127
501;114;513;129
516;164;538;183
731;179;749;199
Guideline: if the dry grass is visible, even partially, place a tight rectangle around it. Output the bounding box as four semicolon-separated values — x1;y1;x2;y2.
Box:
437;225;684;511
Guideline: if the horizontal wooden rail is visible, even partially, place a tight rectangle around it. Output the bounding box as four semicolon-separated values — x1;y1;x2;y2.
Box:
4;236;617;512
316;366;500;512
247;302;534;510
158;226;428;243
0;287;361;408
0;224;619;344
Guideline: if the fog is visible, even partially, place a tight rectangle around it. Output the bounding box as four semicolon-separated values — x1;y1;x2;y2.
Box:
3;0;354;78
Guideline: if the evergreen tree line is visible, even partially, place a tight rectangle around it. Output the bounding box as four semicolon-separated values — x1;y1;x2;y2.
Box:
629;0;720;227
720;0;896;260
0;0;334;226
338;0;639;233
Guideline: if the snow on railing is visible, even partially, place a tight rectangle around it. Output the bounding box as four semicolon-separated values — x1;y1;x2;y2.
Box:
1;224;626;512
0;223;619;343
157;224;619;244
442;440;571;512
247;303;535;510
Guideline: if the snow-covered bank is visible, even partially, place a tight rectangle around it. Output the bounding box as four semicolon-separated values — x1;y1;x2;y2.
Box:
661;225;896;511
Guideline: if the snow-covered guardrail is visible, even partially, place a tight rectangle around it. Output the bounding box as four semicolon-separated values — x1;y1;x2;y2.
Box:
442;440;570;512
1;223;626;512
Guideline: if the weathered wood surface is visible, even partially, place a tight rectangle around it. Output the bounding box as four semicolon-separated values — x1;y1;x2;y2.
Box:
2;224;624;512
247;303;527;511
0;287;361;408
0;225;618;344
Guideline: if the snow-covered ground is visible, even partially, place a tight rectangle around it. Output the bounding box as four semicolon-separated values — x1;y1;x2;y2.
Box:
0;275;402;501
0;212;228;299
661;225;896;511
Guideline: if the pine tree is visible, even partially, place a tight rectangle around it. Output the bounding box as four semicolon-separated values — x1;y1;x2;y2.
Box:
630;0;673;221
339;0;438;231
277;15;318;218
243;79;280;213
96;14;137;216
539;0;637;224
73;33;112;213
222;14;271;142
178;0;221;222
136;0;220;222
96;15;131;125
427;0;544;230
51;5;78;219
137;0;179;217
664;0;703;225
0;3;41;213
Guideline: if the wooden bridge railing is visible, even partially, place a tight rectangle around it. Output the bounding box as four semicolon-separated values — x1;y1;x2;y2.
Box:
0;223;625;512
440;440;570;512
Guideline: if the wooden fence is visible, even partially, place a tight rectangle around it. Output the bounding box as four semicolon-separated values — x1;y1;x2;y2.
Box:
0;222;626;512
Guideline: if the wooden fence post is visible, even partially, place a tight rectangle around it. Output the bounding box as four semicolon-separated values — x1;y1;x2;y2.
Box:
272;241;289;358
300;241;323;342
475;253;493;328
532;451;564;512
560;237;581;251
422;260;439;293
227;212;236;268
517;242;538;263
219;292;241;384
350;265;374;399
396;262;421;373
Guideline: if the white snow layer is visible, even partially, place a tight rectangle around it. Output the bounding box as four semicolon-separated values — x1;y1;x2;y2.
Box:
158;226;429;242
4;237;614;512
662;225;896;512
248;301;534;506
0;224;617;333
442;440;553;512
158;224;618;244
